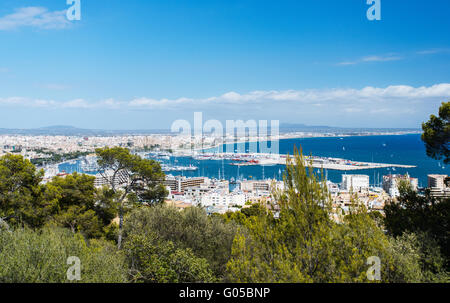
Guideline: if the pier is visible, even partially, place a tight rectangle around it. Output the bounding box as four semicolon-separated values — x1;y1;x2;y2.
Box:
175;152;416;171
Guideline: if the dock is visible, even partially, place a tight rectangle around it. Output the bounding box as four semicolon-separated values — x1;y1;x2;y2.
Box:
181;152;417;171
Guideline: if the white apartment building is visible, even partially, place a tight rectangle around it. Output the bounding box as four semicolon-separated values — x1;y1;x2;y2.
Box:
184;186;214;204
427;174;450;198
341;174;370;192
199;191;246;208
428;174;448;189
164;175;209;193
382;174;418;197
240;179;284;193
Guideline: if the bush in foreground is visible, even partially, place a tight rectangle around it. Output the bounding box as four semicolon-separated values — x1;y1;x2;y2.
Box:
0;227;127;283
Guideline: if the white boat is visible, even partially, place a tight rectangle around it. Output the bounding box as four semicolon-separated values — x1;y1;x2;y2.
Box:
161;164;198;172
81;156;99;173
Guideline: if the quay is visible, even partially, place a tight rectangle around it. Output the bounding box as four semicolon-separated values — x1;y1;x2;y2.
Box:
172;152;417;171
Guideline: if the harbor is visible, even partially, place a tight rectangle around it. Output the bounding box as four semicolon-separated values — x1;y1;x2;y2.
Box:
39;135;443;188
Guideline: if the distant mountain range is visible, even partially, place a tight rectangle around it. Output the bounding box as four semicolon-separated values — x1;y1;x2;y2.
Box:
278;123;421;134
0;125;172;136
0;125;421;136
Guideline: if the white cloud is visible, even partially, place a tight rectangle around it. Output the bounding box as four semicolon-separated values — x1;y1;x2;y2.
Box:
337;54;403;66
1;84;449;114
0;7;69;31
199;83;450;106
99;98;123;109
344;108;363;113
416;48;450;55
338;48;450;66
129;97;194;108
0;97;56;107
361;55;403;62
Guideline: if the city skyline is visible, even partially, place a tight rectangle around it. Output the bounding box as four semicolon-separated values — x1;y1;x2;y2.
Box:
1;0;450;129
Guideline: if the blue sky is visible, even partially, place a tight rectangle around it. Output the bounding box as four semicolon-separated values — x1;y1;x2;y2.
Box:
0;0;449;129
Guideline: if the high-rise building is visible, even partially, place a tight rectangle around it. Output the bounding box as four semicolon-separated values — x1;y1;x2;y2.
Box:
427;174;450;198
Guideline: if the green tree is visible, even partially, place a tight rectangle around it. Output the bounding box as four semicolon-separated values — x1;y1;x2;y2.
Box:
330;203;430;282
384;183;450;270
422;101;450;163
124;233;216;283
95;147;167;248
46;173;118;238
329;204;390;282
386;232;449;282
227;150;335;282
0;154;58;227
95;186;119;225
221;203;268;227
124;205;238;279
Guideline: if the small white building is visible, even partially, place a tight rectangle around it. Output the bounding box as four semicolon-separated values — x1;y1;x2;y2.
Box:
199;191;246;208
240;179;284;194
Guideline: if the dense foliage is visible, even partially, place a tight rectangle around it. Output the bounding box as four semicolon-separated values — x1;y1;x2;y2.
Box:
124;233;216;283
124;206;239;279
384;182;450;274
0;154;51;227
0;227;127;283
